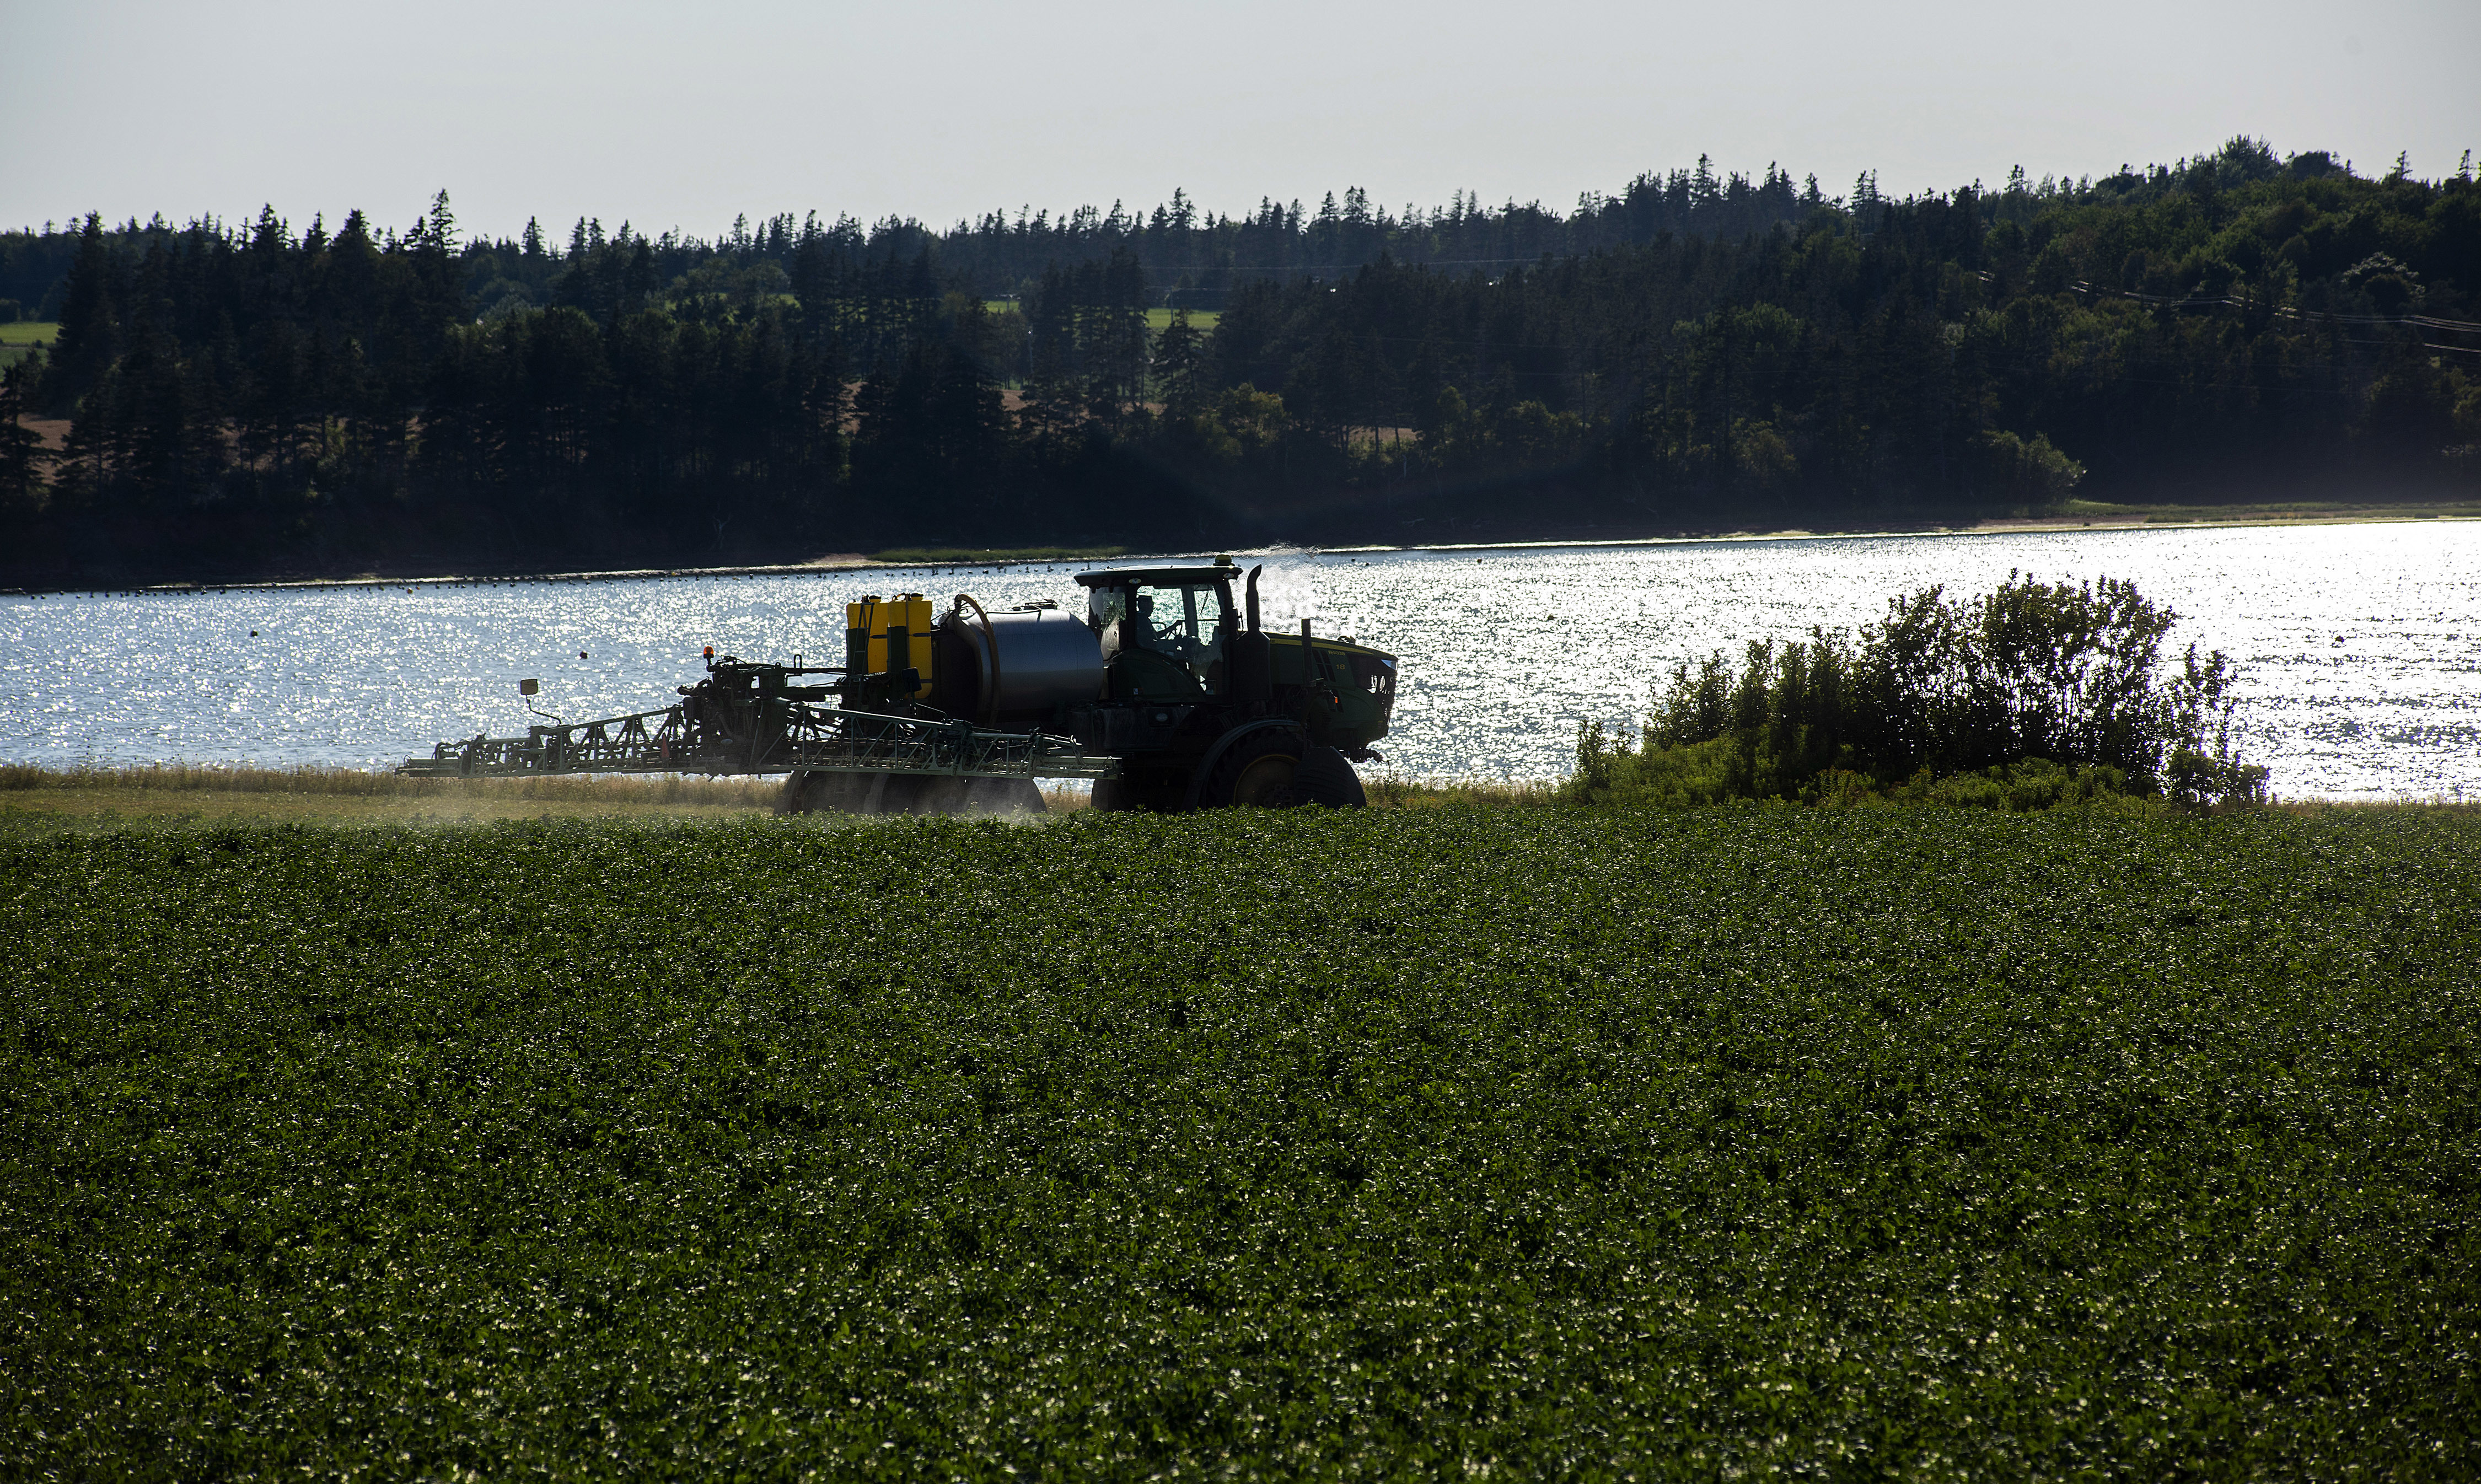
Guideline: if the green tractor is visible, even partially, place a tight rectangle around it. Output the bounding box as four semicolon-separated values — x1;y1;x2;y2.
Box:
791;555;1397;813
1070;558;1394;810
406;556;1397;815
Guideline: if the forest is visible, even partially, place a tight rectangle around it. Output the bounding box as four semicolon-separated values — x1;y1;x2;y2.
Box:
1;138;2476;582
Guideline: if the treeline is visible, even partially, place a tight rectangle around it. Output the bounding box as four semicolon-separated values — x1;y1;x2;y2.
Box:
2;139;2478;581
0;157;1834;320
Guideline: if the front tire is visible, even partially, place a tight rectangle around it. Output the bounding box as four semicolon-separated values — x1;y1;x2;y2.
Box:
1293;746;1367;808
1200;728;1306;808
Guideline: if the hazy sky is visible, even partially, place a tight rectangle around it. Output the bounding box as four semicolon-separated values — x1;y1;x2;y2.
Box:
6;0;2475;243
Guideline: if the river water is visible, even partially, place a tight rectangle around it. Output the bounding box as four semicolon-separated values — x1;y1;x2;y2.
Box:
5;521;2477;799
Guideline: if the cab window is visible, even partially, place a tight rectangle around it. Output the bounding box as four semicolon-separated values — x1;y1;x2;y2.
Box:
1130;583;1227;666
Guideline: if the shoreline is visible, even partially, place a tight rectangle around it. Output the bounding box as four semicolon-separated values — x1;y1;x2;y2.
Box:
4;502;2476;596
1316;502;2481;557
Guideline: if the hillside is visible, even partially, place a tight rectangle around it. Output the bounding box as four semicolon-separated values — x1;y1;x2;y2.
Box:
2;139;2476;582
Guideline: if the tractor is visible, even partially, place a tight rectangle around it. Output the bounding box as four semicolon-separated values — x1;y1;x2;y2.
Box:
404;556;1398;815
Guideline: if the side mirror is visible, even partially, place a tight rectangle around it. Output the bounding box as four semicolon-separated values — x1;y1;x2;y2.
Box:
519;679;540;696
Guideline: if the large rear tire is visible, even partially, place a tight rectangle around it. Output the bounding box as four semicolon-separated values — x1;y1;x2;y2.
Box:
1199;728;1306;809
1293;746;1367;808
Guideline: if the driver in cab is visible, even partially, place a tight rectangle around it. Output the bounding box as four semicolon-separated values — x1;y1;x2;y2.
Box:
1094;584;1223;696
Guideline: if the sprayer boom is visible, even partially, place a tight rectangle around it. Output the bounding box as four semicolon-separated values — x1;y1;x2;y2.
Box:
401;659;1115;782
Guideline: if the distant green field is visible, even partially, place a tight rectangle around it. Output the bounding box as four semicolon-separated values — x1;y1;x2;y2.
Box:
0;319;55;370
1145;307;1217;331
4;805;2476;1476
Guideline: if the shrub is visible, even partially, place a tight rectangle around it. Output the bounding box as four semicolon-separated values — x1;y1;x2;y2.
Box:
2164;644;2271;807
1975;428;2086;504
1565;573;2262;809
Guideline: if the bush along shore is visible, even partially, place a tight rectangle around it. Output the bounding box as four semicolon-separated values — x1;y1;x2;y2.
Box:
1565;571;2270;813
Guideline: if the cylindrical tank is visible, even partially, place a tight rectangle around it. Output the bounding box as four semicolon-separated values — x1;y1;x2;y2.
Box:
936;607;1104;727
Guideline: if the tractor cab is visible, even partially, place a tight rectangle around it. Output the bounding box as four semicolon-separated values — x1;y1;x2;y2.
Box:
1080;563;1238;700
1059;556;1395;810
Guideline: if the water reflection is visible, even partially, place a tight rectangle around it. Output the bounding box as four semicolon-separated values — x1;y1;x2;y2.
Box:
3;522;2475;799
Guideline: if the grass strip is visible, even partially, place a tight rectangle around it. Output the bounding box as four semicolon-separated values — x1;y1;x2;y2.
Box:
0;764;786;829
2;806;2474;1475
0;761;780;803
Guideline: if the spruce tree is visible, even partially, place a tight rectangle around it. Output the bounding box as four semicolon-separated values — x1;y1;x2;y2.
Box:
39;214;117;415
425;190;458;255
1692;154;1721;214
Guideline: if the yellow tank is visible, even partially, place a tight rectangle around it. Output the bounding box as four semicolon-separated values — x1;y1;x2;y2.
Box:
845;594;934;698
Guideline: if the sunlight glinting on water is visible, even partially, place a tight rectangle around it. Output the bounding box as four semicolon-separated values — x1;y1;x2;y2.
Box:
3;521;2475;799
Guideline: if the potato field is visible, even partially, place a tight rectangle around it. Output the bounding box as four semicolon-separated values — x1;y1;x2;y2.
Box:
4;808;2475;1478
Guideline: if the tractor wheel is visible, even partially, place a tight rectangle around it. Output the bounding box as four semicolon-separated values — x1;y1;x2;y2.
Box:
1200;728;1306;809
1293;745;1367;808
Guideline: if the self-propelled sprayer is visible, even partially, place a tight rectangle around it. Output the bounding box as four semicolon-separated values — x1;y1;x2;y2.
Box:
400;557;1396;814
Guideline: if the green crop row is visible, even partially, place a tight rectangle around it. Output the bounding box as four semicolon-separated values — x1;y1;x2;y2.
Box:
3;808;2475;1478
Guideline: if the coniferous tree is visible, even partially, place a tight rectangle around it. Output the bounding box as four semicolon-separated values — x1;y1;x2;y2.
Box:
39;215;118;415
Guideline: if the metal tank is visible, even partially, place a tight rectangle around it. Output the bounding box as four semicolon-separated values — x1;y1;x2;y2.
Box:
935;602;1105;728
